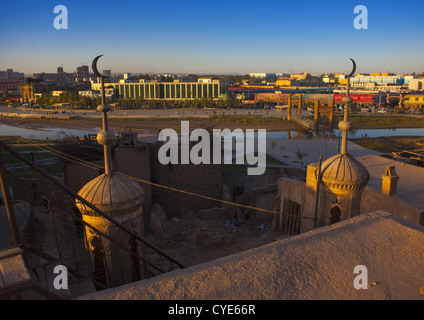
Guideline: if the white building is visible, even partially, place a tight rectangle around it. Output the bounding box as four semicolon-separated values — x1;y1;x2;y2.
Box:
408;78;424;91
248;73;277;79
79;90;100;99
351;74;405;85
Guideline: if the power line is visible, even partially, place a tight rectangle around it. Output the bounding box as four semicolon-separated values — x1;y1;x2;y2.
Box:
15;137;279;214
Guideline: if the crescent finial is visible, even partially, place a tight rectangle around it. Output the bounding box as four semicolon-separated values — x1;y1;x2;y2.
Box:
92;55;107;78
347;58;356;78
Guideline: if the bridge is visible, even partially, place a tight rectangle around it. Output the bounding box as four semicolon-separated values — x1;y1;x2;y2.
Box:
286;94;335;136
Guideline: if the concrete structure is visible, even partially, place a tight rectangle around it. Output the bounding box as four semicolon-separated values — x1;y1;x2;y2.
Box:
0;80;22;98
108;78;220;101
0;68;24;80
33;72;69;83
403;94;424;109
409;78;424;91
78;90;100;99
351;74;405;85
248;73;277;79
78;211;424;300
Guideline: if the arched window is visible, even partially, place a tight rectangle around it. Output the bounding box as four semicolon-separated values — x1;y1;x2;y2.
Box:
330;205;342;225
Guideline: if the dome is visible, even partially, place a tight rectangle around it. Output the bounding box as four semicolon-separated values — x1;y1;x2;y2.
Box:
319;153;369;194
76;173;144;217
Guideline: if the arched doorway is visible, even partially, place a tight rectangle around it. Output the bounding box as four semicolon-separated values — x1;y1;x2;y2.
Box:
330;205;342;225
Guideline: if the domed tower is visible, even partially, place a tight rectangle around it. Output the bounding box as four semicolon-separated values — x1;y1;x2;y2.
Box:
75;56;145;287
319;59;369;223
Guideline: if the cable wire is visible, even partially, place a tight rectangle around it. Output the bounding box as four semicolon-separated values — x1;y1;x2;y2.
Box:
15;136;279;214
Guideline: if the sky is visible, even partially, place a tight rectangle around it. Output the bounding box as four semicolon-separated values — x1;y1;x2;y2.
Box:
0;0;423;76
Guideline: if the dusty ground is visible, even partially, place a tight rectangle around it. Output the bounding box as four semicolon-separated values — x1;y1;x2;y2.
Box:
352;136;424;153
144;217;285;267
0;116;301;135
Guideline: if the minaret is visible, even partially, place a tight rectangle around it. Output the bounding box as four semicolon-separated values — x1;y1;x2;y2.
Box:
339;59;355;156
75;56;145;286
318;59;370;223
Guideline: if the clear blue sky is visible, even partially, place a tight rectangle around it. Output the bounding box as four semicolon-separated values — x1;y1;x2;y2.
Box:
1;0;423;75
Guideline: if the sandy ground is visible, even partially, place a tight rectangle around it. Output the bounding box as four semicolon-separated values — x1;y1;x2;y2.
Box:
0;116;301;134
144;217;282;267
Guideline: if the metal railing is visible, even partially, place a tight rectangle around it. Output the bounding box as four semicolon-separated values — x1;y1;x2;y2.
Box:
0;140;184;299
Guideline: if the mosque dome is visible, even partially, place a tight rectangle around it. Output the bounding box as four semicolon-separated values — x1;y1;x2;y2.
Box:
76;173;144;217
319;153;369;194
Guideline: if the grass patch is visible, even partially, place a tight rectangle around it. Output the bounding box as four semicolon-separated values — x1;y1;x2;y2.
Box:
351;136;424;153
335;115;424;127
209;115;290;125
0;136;63;177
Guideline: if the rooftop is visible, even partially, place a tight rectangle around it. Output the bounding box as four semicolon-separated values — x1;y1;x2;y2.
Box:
356;154;424;211
78;211;424;300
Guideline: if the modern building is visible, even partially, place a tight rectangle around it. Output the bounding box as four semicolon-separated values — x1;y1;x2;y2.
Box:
351;74;405;86
0;69;24;80
78;90;100;99
248;73;276;79
103;70;112;78
0;80;22;97
290;73;310;81
77;65;89;76
403;94;424;109
408;78;424;91
98;78;221;101
33;69;69;83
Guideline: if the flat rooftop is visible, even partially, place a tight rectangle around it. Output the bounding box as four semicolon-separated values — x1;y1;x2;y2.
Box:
357;154;424;211
78;211;424;300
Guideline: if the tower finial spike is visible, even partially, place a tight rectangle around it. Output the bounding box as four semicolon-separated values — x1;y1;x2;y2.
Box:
339;58;355;155
92;55;114;175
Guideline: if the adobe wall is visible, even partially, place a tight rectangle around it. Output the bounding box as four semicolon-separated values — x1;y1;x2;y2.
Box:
113;146;152;224
360;187;423;226
276;178;317;234
149;143;222;219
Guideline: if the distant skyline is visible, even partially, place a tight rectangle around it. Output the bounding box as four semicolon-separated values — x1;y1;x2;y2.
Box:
1;0;423;76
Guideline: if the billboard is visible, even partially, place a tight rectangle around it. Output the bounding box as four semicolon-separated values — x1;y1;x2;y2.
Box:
334;94;373;102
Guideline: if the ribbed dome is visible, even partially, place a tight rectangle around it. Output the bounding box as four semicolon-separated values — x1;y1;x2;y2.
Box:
76;173;144;217
319;153;369;193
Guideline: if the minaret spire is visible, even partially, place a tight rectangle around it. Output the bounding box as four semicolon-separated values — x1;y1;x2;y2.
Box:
92;55;114;175
339;58;356;155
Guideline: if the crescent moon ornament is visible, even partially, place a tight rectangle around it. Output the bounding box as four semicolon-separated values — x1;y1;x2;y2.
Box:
347;58;356;78
92;55;108;78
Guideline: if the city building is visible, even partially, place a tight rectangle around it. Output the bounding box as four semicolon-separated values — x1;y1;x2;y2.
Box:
33;66;70;83
351;74;405;86
96;78;221;101
0;68;25;80
103;70;112;77
51;90;68;97
408;78;424;91
78;90;100;99
0;80;22;98
248;73;289;79
77;65;89;76
403;94;424;109
33;72;70;83
290;73;310;81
